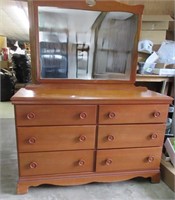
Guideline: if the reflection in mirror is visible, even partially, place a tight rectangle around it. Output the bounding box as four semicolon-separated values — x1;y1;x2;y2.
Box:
38;7;138;80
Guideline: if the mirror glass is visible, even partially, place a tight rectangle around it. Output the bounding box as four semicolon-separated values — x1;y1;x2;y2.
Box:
38;6;138;80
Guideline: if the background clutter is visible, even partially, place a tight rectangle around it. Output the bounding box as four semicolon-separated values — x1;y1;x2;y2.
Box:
138;15;175;76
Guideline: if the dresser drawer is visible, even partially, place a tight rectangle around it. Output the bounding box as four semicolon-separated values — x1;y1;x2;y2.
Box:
99;105;168;124
96;147;162;172
97;124;165;149
15;105;97;126
19;150;94;176
17;126;96;152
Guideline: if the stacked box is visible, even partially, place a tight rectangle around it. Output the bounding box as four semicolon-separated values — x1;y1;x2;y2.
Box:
164;137;175;167
161;159;175;192
0;61;9;69
141;15;173;44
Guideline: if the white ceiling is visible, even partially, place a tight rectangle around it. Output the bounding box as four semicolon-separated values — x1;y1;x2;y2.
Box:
0;0;29;41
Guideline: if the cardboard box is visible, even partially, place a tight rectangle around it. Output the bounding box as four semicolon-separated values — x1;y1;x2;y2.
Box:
138;52;150;62
166;30;174;41
164;137;175;167
166;64;175;69
154;63;175;69
152;44;161;52
161;159;175;192
161;153;170;162
141;15;174;44
142;15;173;30
169;21;175;31
0;61;9;69
155;63;167;69
141;31;166;44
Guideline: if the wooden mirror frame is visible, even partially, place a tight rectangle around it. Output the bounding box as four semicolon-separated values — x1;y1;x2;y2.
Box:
28;0;144;84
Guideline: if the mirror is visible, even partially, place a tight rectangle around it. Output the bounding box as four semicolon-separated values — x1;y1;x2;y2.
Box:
38;6;138;80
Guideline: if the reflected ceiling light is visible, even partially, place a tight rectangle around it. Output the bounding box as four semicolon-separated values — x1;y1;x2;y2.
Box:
86;0;96;7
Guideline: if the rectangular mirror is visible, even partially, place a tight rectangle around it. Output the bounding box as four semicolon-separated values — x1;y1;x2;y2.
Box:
38;7;138;80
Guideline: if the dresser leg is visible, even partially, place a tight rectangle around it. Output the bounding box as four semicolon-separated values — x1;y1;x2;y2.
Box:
17;183;29;194
151;173;160;183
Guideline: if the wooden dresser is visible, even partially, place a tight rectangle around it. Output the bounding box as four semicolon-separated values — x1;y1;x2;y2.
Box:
11;0;173;194
11;84;172;194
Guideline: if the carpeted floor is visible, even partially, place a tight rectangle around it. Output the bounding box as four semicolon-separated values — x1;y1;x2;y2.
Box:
0;117;174;200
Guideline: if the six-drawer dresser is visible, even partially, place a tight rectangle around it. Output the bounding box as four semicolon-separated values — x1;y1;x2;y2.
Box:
11;84;172;194
11;0;173;194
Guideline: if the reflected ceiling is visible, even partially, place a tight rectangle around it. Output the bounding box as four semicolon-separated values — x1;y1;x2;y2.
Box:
0;0;29;41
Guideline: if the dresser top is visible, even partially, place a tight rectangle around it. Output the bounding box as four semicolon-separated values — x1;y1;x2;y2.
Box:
11;84;172;105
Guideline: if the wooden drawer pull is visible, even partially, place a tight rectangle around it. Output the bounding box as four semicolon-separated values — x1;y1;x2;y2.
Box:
79;112;87;119
26;112;35;120
78;159;85;166
107;135;115;141
153;111;161;118
105;159;113;165
150;133;158;140
29;162;38;169
108;112;116;119
27;137;36;144
78;135;87;142
147;156;154;163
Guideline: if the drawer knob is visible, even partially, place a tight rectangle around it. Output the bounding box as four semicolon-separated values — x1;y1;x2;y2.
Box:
108;112;116;119
153;111;161;118
105;159;113;165
29;162;38;169
107;135;115;141
27;112;35;120
147;156;154;163
79;135;87;142
79;112;87;119
151;133;158;140
27;137;36;144
78;159;85;166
